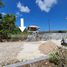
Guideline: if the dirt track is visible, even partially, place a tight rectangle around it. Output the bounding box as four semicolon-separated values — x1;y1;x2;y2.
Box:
0;40;60;66
39;41;57;54
0;42;24;66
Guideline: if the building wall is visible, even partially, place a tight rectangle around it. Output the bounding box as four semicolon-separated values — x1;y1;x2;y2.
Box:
27;32;67;41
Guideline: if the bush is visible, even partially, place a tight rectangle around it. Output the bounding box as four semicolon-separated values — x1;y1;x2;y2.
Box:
49;52;60;65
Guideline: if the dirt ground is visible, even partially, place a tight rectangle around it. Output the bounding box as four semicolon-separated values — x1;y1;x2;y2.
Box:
20;60;57;67
39;41;58;54
0;42;24;66
0;40;60;66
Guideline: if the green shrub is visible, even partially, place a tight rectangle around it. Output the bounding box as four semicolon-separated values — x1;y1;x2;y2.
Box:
49;52;60;65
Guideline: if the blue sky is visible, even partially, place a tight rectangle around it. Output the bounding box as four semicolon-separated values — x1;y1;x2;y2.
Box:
0;0;67;31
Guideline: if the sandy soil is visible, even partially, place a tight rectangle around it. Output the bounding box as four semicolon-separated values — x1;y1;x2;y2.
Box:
17;42;45;62
0;41;45;66
39;41;58;54
0;40;61;66
0;42;24;66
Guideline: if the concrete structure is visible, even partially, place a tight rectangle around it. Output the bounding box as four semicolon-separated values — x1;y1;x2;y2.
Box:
27;32;67;41
27;25;40;41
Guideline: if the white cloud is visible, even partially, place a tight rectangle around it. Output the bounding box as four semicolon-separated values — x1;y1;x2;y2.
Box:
36;0;58;12
1;12;6;15
17;2;30;13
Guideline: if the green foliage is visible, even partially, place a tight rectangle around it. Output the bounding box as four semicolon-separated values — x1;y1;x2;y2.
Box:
0;1;22;41
0;14;22;41
49;52;60;65
1;14;15;34
49;48;67;67
3;14;21;34
12;27;21;34
21;28;28;34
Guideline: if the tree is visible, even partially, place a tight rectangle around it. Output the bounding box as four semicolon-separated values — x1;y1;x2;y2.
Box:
0;14;22;42
0;1;21;41
0;13;3;29
3;14;21;34
3;14;16;33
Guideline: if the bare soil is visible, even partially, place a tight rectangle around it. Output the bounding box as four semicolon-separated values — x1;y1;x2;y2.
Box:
39;41;58;54
19;60;57;67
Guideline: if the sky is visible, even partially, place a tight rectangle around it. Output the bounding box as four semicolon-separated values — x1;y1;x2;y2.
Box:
0;0;67;31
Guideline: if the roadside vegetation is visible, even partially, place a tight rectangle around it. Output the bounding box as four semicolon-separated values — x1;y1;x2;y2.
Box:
48;47;67;67
0;13;23;41
0;0;29;42
19;47;67;67
0;13;29;42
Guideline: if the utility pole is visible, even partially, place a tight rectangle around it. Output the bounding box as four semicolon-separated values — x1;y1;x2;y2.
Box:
48;18;51;40
49;22;50;33
48;19;50;33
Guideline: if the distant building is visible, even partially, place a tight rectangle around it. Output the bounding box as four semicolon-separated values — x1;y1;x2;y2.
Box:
27;25;40;41
27;25;39;32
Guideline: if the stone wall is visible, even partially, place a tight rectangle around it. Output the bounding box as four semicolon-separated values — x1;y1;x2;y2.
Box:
27;33;67;41
38;33;67;40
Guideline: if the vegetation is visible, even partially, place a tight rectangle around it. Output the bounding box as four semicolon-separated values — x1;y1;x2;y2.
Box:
49;52;60;65
49;47;67;67
2;14;21;34
0;1;29;42
0;0;23;42
0;13;22;41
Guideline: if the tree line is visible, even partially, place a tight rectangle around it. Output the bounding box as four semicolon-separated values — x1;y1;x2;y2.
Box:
0;1;22;41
